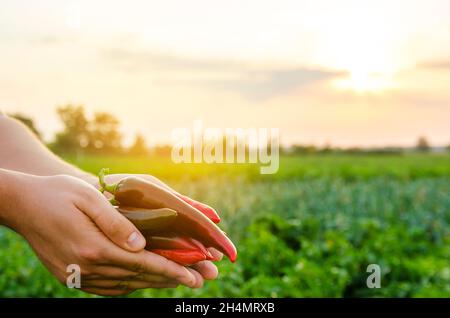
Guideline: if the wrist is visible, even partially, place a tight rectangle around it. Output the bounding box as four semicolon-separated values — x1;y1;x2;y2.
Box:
0;169;28;231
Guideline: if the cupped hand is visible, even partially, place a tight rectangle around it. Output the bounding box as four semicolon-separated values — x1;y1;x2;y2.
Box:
88;173;224;282
8;173;203;296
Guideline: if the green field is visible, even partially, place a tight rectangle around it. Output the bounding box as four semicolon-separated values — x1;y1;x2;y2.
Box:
1;153;449;297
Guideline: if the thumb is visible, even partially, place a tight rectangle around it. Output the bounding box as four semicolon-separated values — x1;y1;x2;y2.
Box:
77;191;146;252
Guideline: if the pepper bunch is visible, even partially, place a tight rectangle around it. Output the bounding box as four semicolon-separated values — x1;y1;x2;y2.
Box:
99;169;237;266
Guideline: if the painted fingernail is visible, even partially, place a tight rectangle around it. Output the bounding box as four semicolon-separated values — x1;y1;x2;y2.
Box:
127;231;145;249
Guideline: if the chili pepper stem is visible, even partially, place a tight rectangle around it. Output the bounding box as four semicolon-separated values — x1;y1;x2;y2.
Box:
109;198;119;206
98;168;119;194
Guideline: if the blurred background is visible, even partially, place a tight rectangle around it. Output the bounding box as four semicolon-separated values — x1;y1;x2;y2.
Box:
0;0;449;297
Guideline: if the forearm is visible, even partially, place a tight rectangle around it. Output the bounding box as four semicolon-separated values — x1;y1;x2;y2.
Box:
0;115;95;182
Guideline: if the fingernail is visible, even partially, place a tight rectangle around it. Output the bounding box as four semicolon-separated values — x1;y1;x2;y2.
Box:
127;231;145;249
186;271;196;287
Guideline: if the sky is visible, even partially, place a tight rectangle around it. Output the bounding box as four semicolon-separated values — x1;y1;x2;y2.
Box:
0;0;449;147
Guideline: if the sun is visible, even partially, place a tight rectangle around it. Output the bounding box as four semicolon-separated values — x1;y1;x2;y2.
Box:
315;7;400;94
333;69;394;93
329;52;397;93
328;45;396;93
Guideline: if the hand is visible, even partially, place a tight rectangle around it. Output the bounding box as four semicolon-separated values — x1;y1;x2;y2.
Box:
2;172;202;296
87;173;224;281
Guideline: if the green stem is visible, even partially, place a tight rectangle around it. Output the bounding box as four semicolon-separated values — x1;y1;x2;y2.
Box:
109;198;119;206
98;168;118;194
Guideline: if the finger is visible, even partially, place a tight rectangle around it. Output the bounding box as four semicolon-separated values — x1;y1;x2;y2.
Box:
102;246;198;288
82;280;179;290
87;266;141;280
81;288;133;297
75;190;146;252
87;266;178;284
186;268;204;288
208;248;223;261
190;261;219;280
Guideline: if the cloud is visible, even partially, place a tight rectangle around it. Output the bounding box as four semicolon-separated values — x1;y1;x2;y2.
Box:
102;48;343;100
208;68;343;101
419;60;450;70
104;48;244;72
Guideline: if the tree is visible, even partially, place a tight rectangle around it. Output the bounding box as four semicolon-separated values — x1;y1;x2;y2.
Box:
128;133;148;155
87;112;123;153
9;113;41;139
53;105;89;152
290;144;317;154
52;105;123;154
320;142;333;153
416;136;430;152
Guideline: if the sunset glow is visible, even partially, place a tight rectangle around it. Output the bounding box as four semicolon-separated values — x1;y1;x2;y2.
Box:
0;0;449;147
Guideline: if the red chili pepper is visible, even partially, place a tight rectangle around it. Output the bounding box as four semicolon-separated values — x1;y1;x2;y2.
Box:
116;207;177;231
116;208;215;264
100;169;237;263
145;236;212;258
150;249;207;266
174;193;221;223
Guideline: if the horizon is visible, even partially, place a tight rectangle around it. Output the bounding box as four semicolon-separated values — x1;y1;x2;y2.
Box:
8;109;448;149
1;0;449;147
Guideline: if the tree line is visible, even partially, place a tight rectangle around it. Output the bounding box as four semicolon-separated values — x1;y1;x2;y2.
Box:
8;105;447;156
10;105;148;155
